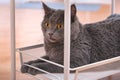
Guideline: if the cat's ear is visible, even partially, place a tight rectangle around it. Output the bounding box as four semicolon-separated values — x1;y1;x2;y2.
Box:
42;2;54;15
71;4;77;18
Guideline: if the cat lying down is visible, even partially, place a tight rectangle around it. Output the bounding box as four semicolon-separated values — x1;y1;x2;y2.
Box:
21;2;120;75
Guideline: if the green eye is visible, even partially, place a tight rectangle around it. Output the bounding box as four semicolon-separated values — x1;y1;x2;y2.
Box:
57;24;63;29
45;22;50;28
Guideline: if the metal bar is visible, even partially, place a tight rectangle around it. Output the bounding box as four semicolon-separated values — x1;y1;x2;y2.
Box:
74;70;79;80
20;53;24;65
21;52;65;68
64;0;71;80
111;0;115;14
10;0;16;80
70;56;120;71
16;44;44;51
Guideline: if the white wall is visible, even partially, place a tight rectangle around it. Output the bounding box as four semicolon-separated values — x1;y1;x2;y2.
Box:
0;0;9;3
71;0;111;4
0;0;112;4
28;0;111;4
0;0;26;4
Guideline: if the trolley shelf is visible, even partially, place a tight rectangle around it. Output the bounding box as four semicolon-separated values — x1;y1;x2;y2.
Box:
10;0;118;80
16;44;120;80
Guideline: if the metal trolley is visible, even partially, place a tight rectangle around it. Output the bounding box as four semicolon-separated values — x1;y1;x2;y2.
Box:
10;0;120;80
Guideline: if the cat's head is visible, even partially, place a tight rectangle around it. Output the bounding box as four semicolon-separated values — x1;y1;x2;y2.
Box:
41;2;80;43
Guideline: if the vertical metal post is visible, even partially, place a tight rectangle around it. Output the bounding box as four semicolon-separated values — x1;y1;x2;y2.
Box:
10;0;16;80
64;0;71;80
20;53;24;65
111;0;115;14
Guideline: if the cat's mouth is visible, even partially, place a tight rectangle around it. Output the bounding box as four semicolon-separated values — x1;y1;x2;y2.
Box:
49;37;56;42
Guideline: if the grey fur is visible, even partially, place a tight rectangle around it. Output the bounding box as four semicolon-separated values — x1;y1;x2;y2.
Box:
21;3;120;75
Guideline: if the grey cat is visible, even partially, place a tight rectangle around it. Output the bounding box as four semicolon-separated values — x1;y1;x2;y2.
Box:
21;3;120;75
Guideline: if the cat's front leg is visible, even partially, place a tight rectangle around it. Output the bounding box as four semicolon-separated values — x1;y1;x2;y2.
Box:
21;55;49;73
27;62;63;75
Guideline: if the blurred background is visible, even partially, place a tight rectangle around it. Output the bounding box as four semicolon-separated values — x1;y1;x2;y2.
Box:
0;0;120;80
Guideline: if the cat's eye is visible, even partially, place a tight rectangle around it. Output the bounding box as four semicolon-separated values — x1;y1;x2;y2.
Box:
57;24;63;29
45;22;50;28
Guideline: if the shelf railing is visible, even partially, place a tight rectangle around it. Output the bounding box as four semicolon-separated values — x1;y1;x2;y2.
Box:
16;44;120;80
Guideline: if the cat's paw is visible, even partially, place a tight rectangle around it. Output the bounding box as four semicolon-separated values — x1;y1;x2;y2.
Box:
21;64;29;73
27;64;39;75
21;62;31;73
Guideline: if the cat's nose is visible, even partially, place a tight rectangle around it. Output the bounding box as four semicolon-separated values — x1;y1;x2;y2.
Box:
48;33;53;36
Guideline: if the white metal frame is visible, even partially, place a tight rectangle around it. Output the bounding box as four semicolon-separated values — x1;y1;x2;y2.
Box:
64;0;71;80
111;0;115;14
10;0;16;80
10;0;119;80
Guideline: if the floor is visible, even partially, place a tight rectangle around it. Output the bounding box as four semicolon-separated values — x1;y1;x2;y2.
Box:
0;1;120;80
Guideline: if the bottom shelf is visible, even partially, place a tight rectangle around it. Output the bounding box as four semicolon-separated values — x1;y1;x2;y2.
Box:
16;69;120;80
16;44;120;80
16;62;120;80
